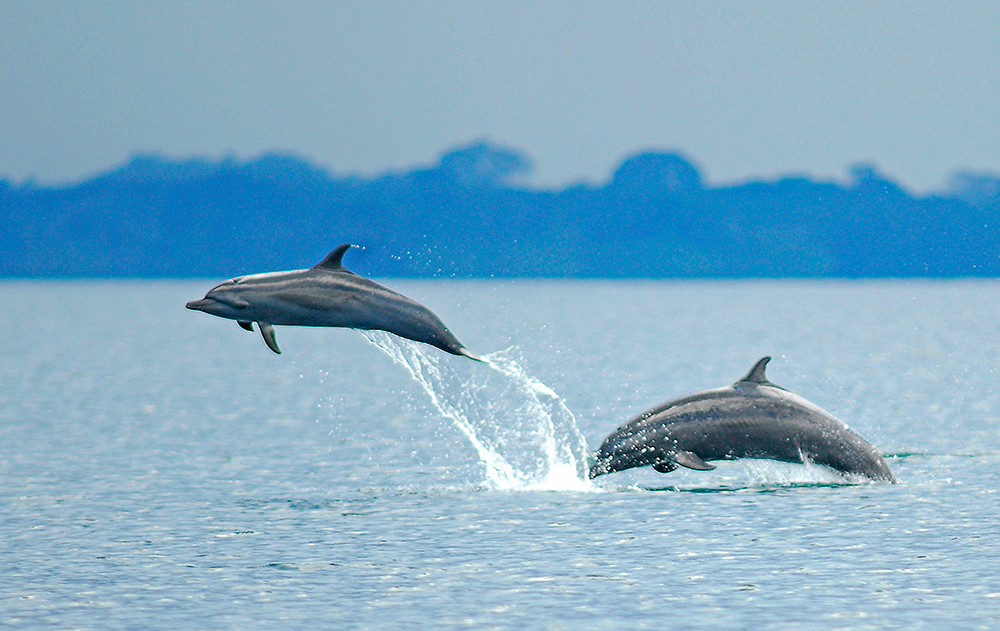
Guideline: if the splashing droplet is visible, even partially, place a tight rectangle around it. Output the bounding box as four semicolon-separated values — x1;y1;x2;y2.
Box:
363;332;593;491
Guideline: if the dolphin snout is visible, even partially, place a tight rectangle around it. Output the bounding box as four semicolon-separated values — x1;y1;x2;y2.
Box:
588;449;618;479
589;459;611;479
186;298;213;311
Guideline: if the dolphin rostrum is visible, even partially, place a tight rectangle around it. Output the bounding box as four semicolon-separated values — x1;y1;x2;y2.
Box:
186;244;481;360
590;356;896;482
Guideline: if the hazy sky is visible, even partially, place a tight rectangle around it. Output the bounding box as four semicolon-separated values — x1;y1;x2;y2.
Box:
3;1;999;191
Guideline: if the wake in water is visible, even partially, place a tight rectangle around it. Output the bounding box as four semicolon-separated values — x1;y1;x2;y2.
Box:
363;331;592;491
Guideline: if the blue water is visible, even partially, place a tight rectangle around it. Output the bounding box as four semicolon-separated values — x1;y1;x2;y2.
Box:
2;279;999;630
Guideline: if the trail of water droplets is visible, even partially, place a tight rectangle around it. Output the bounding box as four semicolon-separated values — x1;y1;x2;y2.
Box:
363;332;593;491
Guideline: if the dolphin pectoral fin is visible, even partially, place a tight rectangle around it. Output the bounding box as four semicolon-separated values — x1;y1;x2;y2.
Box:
652;461;677;473
673;450;716;471
258;322;281;354
238;321;254;332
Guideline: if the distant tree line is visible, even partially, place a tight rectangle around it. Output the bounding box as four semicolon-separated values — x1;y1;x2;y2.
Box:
2;141;1000;278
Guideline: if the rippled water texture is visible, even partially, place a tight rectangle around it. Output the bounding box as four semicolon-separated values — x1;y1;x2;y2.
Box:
2;279;999;630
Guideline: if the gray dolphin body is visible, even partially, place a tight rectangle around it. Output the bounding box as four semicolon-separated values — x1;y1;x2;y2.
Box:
590;357;896;482
186;244;481;360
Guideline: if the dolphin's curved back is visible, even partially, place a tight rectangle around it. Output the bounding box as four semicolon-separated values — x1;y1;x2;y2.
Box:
590;356;896;482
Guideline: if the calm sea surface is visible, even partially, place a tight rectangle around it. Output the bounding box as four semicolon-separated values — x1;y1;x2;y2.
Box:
2;279;999;630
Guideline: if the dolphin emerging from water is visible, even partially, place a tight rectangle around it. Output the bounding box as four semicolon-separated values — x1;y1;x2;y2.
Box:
590;356;896;482
186;244;481;360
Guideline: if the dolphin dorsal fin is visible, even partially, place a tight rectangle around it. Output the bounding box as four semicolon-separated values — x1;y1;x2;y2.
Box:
737;356;773;385
313;243;353;271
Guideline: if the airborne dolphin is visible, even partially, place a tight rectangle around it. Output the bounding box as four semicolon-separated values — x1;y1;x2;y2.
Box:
590;357;896;482
186;244;481;360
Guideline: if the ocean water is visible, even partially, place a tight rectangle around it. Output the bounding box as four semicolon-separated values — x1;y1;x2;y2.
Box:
2;279;999;630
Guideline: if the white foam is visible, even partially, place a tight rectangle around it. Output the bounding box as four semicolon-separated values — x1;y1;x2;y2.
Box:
363;333;595;491
741;459;855;486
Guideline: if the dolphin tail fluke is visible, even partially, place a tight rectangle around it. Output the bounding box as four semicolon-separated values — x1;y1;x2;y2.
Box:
258;322;281;354
458;347;486;363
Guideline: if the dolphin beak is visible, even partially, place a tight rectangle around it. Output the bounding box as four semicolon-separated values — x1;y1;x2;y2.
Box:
588;457;611;479
186;298;213;311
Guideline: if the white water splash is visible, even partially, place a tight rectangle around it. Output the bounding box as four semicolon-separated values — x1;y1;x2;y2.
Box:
363;332;593;491
741;459;856;486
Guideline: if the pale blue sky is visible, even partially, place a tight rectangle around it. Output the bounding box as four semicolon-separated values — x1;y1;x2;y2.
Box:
2;1;999;191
